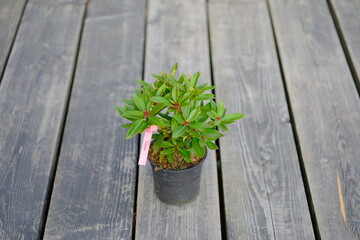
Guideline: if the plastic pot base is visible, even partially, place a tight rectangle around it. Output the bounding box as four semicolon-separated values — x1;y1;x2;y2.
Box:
149;149;207;205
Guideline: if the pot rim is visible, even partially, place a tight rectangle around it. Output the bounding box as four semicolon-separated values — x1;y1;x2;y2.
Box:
148;140;208;172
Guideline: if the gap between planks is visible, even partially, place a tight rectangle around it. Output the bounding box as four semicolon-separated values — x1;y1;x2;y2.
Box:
265;1;322;239
205;1;228;239
0;0;27;85
326;0;360;96
39;2;88;239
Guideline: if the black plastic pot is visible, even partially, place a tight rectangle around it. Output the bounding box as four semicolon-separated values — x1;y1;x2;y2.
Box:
148;147;207;205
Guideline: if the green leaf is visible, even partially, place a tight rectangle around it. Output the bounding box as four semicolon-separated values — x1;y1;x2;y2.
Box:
182;105;191;118
222;113;245;122
161;147;175;155
133;94;146;111
206;111;218;119
168;76;177;85
172;126;186;138
167;152;175;163
158;112;171;121
161;141;174;148
149;116;164;127
135;89;142;97
217;100;225;116
198;122;213;128
150;103;165;115
171;84;177;101
187;108;198;121
126;119;144;139
190;72;200;87
138;120;149;133
222;108;227;118
144;84;154;94
136;79;150;87
192;138;205;158
203;102;212;110
160;149;175;163
205;141;218;150
171;118;179;131
122;110;144;119
202;129;224;140
153;137;164;153
152;74;163;81
196;82;208;90
162;119;171;127
197;113;209;122
170;63;178;76
156;84;166;96
152;134;163;139
218;123;229;131
214;119;222;125
150;96;172;106
184;77;190;88
173;114;184;125
180;101;190;107
178;149;191;162
178;84;186;91
124;99;136;107
195;94;214;101
121;123;132;128
189;123;205;131
115;106;125;115
189;130;199;138
146;101;152;110
178;74;185;84
197;85;216;94
178;92;193;103
199;139;205;147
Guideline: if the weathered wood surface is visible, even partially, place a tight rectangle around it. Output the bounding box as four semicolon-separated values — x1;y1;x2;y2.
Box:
209;2;314;239
43;0;146;239
0;0;26;81
329;0;360;90
135;0;222;239
269;0;360;239
87;0;141;18
0;2;85;239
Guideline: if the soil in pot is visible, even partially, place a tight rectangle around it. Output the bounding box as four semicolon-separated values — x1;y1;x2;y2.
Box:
148;145;202;170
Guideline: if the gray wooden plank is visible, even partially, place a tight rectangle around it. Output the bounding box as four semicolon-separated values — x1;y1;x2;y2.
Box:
134;0;222;239
43;1;146;239
208;0;261;2
0;2;85;239
268;0;360;239
87;0;143;18
0;0;26;81
329;0;360;90
209;2;315;239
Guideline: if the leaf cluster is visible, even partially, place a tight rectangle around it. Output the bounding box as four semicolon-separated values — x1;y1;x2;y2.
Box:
116;64;244;163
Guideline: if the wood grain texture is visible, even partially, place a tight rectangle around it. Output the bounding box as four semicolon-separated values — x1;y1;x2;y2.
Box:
87;0;144;18
0;2;85;239
268;0;360;238
208;0;262;2
329;0;360;89
135;0;221;239
0;0;26;81
43;1;146;239
209;2;314;239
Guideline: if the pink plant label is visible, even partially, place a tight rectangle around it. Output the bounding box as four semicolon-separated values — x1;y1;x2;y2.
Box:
138;125;158;166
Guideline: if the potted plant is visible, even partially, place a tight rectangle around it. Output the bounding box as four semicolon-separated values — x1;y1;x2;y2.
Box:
116;64;244;204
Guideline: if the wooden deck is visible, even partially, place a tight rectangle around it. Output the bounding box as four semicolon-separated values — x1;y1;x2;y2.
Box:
0;0;359;239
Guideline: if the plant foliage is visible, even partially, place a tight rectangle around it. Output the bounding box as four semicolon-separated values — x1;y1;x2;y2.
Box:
116;64;245;163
